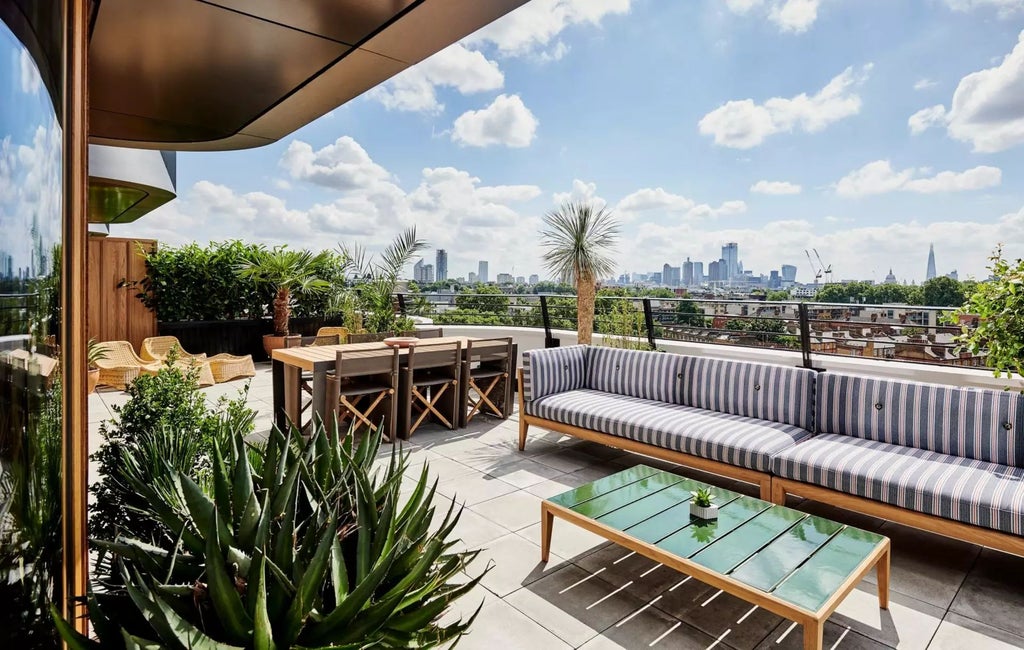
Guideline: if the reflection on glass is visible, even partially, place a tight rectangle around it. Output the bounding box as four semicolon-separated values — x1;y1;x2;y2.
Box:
0;19;64;650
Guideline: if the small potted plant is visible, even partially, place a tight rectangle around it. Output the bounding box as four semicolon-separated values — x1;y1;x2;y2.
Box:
87;338;106;393
690;487;718;520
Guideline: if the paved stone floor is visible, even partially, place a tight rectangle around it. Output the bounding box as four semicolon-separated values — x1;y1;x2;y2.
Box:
89;364;1024;650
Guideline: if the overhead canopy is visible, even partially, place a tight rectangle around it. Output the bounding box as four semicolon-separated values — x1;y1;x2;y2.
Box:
88;146;176;224
88;0;529;151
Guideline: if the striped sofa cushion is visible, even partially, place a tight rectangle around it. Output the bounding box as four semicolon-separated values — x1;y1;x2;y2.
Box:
521;345;589;402
681;357;816;431
817;373;1024;468
586;347;686;403
526;389;812;472
772;434;1024;535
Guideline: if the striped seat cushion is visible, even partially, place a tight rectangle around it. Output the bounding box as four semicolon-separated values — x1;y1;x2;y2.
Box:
681;357;816;430
817;373;1024;467
772;434;1024;535
526;389;813;472
586;347;686;403
521;345;589;402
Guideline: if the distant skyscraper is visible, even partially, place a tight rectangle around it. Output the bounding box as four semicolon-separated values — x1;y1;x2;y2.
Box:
722;242;739;280
662;263;680;287
780;264;797;283
468;271;478;283
708;260;721;283
478;260;489;283
693;262;704;285
413;258;425;283
423;264;434;283
528;274;539;285
926;244;937;280
682;258;694;286
769;270;781;289
947;270;958;281
435;249;448;281
497;272;513;284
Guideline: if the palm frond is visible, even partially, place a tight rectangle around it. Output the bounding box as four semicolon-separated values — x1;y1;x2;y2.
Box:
540;201;620;283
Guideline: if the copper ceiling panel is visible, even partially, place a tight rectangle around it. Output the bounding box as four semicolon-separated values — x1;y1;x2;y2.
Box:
204;0;419;46
88;0;531;150
89;0;347;143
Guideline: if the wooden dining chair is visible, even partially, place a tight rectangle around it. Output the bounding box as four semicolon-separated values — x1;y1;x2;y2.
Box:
325;347;399;442
399;340;461;438
347;331;394;344
284;334;340;423
461;337;514;425
402;327;443;339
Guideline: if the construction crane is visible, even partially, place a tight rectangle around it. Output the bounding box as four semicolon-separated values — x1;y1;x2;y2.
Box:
805;250;823;285
813;248;833;284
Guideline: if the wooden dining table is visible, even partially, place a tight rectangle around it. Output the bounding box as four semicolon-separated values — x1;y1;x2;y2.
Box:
271;336;488;433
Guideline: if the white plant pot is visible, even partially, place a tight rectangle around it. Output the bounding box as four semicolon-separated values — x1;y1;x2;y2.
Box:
690;502;719;520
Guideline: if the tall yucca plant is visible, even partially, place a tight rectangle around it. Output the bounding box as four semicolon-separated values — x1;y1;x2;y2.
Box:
55;419;484;648
540;201;620;345
237;246;331;336
340;228;427;333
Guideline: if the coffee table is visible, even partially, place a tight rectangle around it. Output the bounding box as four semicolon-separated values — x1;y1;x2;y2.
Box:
541;465;890;650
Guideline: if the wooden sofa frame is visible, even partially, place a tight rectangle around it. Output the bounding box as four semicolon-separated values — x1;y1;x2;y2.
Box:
516;369;1024;558
516;369;775;501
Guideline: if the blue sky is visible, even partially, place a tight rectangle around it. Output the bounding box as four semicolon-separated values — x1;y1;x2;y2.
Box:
120;0;1024;284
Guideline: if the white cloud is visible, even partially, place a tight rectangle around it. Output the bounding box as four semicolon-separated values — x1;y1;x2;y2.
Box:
452;94;539;148
913;78;938;91
751;180;803;195
943;0;1024;16
698;65;870;149
615;187;747;221
464;0;631;59
919;30;1024;152
768;0;821;33
553;179;605;208
834;160;1002;198
908;105;948;134
724;0;822;33
280;136;392;190
367;44;504;113
18;49;41;95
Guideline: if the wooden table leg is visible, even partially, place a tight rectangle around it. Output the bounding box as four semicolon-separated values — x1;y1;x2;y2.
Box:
803;619;823;650
877;541;891;610
540;503;554;562
283;365;301;430
311;368;327;432
272;359;286;432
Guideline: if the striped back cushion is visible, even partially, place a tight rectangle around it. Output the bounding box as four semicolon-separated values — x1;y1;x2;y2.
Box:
817;373;1024;467
585;347;687;403
521;345;590;402
681;357;816;431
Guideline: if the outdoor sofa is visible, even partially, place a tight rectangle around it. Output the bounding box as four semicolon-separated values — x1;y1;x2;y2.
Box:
518;345;1024;556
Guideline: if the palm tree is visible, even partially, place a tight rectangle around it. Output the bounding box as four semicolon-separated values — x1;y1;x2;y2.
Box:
540;201;620;345
237;246;331;337
339;227;427;333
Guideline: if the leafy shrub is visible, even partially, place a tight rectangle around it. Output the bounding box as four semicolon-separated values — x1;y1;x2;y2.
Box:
57;420;484;649
89;360;256;545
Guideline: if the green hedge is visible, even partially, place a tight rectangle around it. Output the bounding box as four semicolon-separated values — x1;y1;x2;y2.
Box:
137;240;345;322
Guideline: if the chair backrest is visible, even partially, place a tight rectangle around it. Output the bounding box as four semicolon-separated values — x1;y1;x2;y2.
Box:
335;347;399;379
407;340;461;373
316;326;349;343
466;337;512;364
142;335;187;360
98;341;143;366
414;327;444;339
348;332;393;344
285;334;339;348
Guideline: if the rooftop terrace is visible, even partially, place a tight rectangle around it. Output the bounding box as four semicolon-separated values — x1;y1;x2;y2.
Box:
88;360;1024;650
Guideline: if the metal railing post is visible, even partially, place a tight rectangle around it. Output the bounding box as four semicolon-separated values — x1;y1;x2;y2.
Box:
797;302;813;369
539;295;557;348
642;298;656;350
396;293;407;316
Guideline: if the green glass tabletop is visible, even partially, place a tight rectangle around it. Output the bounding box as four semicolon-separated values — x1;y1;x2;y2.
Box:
546;465;886;613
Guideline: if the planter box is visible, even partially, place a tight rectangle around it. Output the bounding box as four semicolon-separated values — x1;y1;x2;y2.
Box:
158;320;272;361
690;502;719;520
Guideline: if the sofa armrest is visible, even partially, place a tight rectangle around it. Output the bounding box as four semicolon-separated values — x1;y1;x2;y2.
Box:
521;345;589;402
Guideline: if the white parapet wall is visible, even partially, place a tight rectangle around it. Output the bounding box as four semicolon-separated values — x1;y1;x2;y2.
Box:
431;324;1019;391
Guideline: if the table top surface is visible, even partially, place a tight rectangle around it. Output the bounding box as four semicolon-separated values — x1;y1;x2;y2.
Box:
546;465;886;615
271;336;481;371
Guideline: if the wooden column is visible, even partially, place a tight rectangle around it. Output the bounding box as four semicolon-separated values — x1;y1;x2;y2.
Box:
61;0;89;634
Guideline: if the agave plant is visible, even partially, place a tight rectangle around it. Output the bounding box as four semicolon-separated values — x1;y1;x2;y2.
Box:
56;420;484;648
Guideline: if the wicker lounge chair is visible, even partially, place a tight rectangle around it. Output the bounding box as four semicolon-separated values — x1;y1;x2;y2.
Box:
142;335;253;384
315;326;349;343
97;340;214;389
208;353;257;383
140;335;206;363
